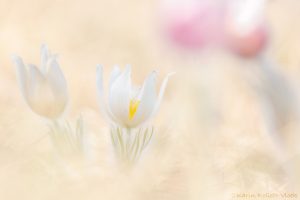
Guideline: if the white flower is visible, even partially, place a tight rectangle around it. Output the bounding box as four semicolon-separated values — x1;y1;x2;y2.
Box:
228;0;266;34
96;65;174;128
12;44;68;119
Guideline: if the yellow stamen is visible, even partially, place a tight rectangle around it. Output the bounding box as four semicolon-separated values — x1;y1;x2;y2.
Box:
129;99;140;120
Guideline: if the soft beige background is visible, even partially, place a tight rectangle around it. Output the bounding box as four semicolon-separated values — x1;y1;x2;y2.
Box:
1;0;300;199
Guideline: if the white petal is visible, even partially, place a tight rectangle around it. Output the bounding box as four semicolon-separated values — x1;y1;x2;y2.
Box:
27;64;46;98
130;71;157;127
151;72;175;117
11;55;28;98
96;65;120;124
230;0;265;33
40;44;49;74
109;65;122;89
28;63;67;119
130;85;141;99
109;65;131;125
46;58;68;102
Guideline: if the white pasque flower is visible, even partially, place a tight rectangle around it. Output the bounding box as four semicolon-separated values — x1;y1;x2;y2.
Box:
12;44;68;119
96;65;174;128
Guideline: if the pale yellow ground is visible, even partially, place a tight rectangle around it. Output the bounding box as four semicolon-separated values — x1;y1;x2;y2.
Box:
0;0;300;199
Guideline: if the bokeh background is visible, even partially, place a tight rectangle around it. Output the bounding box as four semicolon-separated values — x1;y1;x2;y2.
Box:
1;0;300;199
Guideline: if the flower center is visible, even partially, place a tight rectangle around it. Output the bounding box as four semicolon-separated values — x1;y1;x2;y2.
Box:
129;99;140;120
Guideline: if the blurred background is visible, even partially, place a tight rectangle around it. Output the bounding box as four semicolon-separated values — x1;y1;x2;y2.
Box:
1;0;300;199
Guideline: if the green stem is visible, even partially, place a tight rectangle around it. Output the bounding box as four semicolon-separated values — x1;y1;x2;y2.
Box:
111;126;154;167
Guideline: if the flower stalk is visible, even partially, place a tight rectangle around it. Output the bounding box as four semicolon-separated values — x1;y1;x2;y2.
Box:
110;126;153;166
48;116;86;157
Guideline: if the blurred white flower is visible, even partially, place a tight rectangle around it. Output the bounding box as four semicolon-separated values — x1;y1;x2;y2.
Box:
96;65;173;128
12;44;68;119
227;0;266;34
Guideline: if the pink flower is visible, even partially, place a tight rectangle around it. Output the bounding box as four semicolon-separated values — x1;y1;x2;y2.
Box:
160;0;226;50
160;0;269;58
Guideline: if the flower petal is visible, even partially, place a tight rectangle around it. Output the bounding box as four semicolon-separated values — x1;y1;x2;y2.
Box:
229;0;266;33
11;55;28;99
27;64;46;98
28;64;66;118
40;44;49;74
109;65;122;89
96;65;120;124
129;71;157;127
151;72;175;117
109;65;131;125
46;58;68;102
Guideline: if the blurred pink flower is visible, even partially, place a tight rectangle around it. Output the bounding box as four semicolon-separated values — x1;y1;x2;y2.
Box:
160;0;269;57
160;0;226;50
